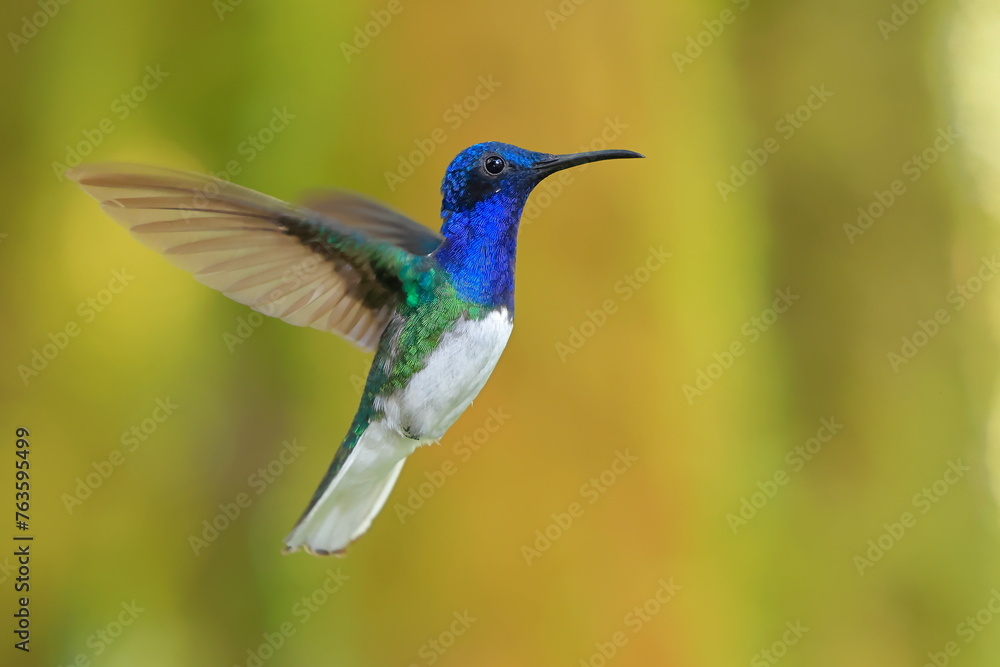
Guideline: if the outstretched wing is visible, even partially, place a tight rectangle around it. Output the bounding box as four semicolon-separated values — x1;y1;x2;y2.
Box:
68;163;443;351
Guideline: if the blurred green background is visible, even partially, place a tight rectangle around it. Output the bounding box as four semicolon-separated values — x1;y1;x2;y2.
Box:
4;0;1000;665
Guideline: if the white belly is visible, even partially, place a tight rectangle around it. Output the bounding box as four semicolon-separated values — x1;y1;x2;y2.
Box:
379;308;512;440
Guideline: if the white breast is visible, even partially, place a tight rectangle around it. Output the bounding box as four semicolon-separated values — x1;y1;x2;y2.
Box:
379;308;513;440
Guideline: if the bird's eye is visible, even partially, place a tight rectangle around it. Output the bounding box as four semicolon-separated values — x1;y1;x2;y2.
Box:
484;155;505;175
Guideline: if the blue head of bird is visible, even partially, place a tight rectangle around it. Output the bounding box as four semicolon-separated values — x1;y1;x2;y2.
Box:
434;141;642;309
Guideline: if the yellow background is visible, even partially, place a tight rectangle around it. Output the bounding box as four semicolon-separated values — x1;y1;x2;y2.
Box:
3;0;1000;665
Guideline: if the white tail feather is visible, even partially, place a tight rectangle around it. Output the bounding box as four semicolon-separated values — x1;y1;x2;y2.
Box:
284;422;417;556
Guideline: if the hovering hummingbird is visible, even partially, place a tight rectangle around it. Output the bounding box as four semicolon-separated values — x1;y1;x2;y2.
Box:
69;142;642;555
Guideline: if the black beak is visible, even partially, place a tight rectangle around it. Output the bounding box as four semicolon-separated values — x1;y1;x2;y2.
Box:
531;149;644;177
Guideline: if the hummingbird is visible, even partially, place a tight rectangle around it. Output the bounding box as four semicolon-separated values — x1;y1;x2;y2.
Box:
68;142;642;556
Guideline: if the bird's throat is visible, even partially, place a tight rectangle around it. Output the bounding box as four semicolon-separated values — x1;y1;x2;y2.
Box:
434;195;524;310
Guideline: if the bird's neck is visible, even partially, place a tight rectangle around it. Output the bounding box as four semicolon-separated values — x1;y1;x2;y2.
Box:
434;194;525;311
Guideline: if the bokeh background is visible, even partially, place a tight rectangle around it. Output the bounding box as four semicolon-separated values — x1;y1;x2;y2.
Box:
3;0;1000;665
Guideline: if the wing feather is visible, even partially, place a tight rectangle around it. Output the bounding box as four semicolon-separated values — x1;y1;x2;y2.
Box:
68;163;439;351
301;190;444;255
